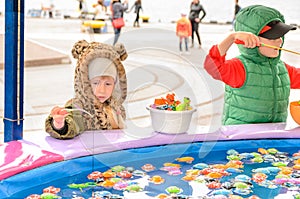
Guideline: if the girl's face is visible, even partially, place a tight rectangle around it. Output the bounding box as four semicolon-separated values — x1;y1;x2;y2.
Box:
258;37;283;58
90;76;115;103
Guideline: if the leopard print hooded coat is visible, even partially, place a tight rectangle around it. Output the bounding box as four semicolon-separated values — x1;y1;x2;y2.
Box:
45;40;128;139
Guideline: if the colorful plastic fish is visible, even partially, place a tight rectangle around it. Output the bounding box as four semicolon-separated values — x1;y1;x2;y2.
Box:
234;174;251;183
233;182;250;189
117;170;133;179
209;189;232;196
100;179;116;188
42;186;60;194
125;184;143;192
111;165;126;172
163;162;181;168
25;194;42;199
267;148;278;155
226;168;243;173
87;171;103;181
132;169;147;177
181;175;196;182
40;193;60;199
141;163;156;172
155;193;169;199
167;168;182;176
67;182;96;191
206;181;222;189
192;163;209;170
102;170;116;178
175;156;194;163
252;172;267;183
113;181;128;190
149;175;165;184
165;186;182;194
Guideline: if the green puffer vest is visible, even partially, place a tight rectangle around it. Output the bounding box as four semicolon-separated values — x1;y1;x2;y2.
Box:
223;5;291;125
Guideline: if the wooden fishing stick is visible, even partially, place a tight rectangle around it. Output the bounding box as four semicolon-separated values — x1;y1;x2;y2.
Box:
235;39;300;56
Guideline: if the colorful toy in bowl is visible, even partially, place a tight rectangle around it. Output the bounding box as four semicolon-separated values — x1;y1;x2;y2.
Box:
290;101;300;125
147;93;196;134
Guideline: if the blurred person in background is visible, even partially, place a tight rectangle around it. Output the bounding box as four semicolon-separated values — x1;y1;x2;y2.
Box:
128;0;143;27
111;0;128;45
188;0;206;48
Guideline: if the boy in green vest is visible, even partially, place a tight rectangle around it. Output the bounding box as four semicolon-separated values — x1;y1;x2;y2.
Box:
204;5;300;125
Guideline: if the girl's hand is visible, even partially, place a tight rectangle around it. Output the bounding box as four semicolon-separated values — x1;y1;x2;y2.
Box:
50;106;68;129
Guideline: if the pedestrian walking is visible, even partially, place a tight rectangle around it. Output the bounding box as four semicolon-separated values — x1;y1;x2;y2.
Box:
188;0;206;48
128;0;143;27
111;0;128;45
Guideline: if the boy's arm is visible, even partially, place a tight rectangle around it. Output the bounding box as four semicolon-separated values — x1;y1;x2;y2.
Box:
285;63;300;89
204;45;245;88
218;32;260;56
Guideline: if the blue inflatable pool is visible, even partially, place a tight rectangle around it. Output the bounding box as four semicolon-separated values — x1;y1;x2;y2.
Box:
1;132;300;199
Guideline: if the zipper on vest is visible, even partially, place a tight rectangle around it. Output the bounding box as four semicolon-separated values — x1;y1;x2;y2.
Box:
269;58;277;121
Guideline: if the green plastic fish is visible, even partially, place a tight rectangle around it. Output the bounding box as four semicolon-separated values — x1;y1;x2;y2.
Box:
67;182;96;192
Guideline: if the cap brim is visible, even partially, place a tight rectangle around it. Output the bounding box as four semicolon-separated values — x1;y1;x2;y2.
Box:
259;21;297;39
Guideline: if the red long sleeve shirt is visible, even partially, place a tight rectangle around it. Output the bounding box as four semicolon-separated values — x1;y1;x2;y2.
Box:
204;45;300;89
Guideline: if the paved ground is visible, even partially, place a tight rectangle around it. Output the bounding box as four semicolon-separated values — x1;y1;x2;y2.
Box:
0;17;300;141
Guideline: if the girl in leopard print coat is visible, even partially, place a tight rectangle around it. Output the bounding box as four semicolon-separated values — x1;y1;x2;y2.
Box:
45;40;128;139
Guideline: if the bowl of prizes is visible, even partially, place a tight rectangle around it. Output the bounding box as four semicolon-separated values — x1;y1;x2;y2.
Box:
147;93;196;134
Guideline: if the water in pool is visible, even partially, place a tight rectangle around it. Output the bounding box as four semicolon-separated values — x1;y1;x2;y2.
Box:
11;140;300;199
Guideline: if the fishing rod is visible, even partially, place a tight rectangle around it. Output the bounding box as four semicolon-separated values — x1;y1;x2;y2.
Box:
234;39;300;56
